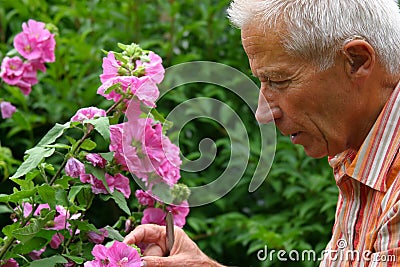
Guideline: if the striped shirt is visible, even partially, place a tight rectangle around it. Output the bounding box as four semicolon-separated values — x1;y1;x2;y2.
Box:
319;83;400;267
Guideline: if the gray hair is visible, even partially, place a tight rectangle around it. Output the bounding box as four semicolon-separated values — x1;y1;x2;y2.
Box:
227;0;400;74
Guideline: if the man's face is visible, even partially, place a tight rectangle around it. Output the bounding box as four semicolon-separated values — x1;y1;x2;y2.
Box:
241;23;362;158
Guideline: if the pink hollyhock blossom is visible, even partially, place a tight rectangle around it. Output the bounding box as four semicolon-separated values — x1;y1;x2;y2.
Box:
113;173;131;198
122;102;178;185
0;258;19;267
86;153;107;168
70;107;106;123
0;56;24;84
97;75;159;107
135;190;155;207
65;157;85;178
81;173;130;198
88;228;108;244
136;51;165;84
141;207;166;226
49;206;81;249
108;241;141;267
1;101;17;119
79;173;94;183
88;174;115;195
49;233;64;249
29;247;46;260
109;123;128;169
156;136;182;186
84;244;109;267
0;57;39;95
167;200;190;228
100;52;121;83
14;19;55;62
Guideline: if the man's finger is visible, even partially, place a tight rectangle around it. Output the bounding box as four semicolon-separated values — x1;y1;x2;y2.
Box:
124;225;166;246
143;244;164;257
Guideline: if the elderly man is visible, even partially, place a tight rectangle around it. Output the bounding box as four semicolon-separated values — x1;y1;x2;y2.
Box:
124;0;400;266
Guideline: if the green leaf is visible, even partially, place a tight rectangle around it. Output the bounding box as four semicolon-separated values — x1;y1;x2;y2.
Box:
28;255;68;267
0;194;9;203
69;220;98;232
6;188;37;203
100;151;114;161
104;82;121;95
104;225;124;242
38;184;56;209
12;210;55;243
11;147;55;179
68;185;90;202
84;117;110;141
42;143;71;150
12;237;47;254
2;223;20;238
36;122;71;146
54;175;73;189
111;190;130;216
55;189;69;207
62;254;85;264
80;139;97;151
0;205;13;214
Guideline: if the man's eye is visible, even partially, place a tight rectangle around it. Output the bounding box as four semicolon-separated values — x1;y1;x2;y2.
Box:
268;79;291;89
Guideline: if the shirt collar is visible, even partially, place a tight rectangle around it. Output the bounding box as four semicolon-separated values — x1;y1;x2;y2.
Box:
329;82;400;192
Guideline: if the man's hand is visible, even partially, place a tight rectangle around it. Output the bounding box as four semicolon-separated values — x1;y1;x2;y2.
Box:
124;224;225;267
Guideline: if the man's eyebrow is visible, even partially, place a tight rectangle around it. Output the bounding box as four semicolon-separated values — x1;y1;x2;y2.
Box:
253;69;292;79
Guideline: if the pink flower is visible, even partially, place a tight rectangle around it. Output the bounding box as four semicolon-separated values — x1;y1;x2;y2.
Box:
48;206;80;249
167;201;190;228
29;247;46;260
80;173;94;183
1;102;17;119
65;158;85;178
88;228;108;244
135;190;155;207
71;107;106;123
0;56;24;84
85;242;141;267
14;19;55;62
86;153;107;168
49;233;64;249
109;123;128;168
113;173;131;198
89;174;115;195
0;258;19;267
100;52;121;83
97;75;159;107
120;102;181;186
0;57;38;95
81;173;130;198
108;241;141;267
84;244;109;267
136;51;165;84
141;207;166;226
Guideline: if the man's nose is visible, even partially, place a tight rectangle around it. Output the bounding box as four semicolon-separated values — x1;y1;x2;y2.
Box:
255;91;282;124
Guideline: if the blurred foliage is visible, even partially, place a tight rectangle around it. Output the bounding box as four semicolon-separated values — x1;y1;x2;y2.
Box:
0;0;337;266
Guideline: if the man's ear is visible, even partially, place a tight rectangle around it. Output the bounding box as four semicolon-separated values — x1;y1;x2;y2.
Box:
342;39;376;78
